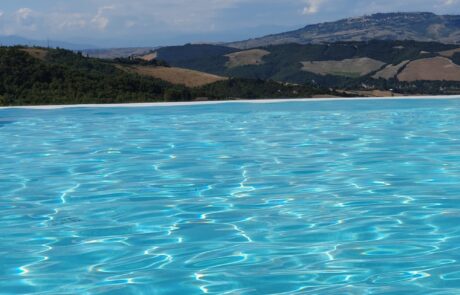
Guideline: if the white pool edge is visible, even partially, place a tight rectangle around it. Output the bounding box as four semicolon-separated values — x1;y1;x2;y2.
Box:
2;95;460;109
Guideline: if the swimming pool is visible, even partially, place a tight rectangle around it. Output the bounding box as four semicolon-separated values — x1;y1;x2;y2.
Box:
2;98;460;294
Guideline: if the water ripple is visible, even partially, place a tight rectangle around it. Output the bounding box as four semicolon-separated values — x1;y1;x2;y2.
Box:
2;100;460;294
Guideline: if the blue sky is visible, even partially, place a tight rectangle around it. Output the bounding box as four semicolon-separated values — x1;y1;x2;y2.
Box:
0;0;459;47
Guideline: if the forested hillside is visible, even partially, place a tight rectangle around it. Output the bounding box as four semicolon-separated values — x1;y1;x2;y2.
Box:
152;40;460;94
0;47;333;106
0;47;182;105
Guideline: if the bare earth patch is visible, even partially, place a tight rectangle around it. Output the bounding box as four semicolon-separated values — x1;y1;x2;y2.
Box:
439;48;460;57
225;49;270;68
355;90;404;97
373;60;410;80
120;65;227;87
139;52;157;61
398;57;460;82
20;48;48;60
301;58;385;77
311;94;341;98
85;47;155;59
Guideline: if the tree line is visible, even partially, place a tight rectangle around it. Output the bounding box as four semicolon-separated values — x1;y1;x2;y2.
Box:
0;47;332;106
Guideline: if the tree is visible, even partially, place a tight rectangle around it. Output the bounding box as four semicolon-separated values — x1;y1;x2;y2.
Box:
163;86;191;101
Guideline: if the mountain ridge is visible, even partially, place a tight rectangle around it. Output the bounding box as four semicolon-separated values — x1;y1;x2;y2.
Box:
227;12;460;49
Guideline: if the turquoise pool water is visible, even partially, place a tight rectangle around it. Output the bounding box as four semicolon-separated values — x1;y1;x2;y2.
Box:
2;99;460;294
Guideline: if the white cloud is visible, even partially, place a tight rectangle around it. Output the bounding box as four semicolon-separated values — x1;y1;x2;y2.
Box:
16;8;33;22
0;0;263;40
119;0;241;31
1;0;459;46
16;8;31;17
303;0;324;14
13;8;38;31
56;14;87;30
91;6;114;30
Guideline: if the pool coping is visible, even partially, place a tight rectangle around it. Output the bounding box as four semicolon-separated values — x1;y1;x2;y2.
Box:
2;95;460;109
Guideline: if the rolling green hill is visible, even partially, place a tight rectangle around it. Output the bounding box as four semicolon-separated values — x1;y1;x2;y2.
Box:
0;47;333;106
0;47;179;105
151;40;460;94
4;38;460;106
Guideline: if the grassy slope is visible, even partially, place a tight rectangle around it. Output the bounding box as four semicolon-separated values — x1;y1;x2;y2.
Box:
398;57;460;81
0;46;334;106
156;41;460;93
225;49;270;68
118;65;227;87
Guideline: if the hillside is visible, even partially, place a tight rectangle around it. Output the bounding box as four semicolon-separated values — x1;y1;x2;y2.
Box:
118;65;227;87
153;44;239;73
227;12;460;49
84;47;158;59
151;40;460;95
0;47;333;106
0;47;183;105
